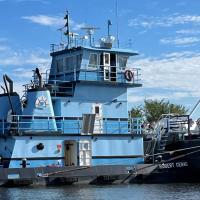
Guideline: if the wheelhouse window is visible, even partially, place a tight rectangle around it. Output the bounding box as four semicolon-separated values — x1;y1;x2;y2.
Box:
64;56;74;72
62;54;82;73
89;53;98;68
110;53;116;66
76;54;82;69
56;59;63;73
104;53;110;66
118;55;128;70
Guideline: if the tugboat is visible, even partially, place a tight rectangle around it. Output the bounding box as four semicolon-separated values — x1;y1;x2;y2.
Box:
0;12;144;186
130;113;200;183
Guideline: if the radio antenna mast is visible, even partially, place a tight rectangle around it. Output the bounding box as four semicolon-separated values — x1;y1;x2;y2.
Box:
116;0;119;48
64;10;70;48
108;20;112;37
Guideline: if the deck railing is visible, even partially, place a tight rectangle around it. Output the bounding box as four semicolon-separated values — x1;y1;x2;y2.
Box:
47;65;141;85
0;115;143;136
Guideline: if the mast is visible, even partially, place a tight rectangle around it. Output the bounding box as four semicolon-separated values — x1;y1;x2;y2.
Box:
116;0;119;48
108;20;112;37
64;11;70;48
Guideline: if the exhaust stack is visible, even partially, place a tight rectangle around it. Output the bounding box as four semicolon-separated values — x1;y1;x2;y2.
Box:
35;68;42;88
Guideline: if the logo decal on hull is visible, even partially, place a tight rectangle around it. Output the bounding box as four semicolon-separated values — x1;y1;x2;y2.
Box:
35;96;49;108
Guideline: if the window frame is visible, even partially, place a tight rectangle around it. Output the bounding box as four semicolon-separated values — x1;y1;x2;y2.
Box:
56;58;64;74
118;55;128;70
103;53;110;66
88;53;99;69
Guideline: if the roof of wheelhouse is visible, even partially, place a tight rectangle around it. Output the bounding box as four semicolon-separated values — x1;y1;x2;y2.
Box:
50;46;139;56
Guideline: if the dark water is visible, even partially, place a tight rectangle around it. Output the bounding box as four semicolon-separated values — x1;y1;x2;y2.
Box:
0;184;199;200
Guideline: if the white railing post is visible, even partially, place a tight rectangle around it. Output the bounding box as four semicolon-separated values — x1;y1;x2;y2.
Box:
17;115;20;133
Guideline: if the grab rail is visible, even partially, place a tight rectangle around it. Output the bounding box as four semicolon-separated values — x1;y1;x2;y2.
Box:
0;115;143;136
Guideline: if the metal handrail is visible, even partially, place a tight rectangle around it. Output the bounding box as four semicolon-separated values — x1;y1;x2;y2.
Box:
153;114;190;140
46;66;141;84
0;115;143;135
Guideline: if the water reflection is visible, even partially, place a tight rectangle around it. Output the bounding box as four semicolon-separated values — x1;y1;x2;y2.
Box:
0;184;199;200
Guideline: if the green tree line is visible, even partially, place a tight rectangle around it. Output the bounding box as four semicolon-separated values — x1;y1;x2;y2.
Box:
130;99;188;124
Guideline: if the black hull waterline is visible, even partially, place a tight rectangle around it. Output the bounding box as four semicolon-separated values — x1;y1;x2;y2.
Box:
133;139;200;184
0;165;138;187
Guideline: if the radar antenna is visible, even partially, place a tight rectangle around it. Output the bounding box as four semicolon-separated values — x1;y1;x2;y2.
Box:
81;26;99;46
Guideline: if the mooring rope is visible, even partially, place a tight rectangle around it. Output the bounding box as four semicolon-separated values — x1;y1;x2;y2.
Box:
122;146;200;183
38;145;200;179
39;166;90;177
145;145;200;158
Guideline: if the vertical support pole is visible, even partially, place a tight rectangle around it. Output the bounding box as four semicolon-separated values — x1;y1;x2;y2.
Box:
48;116;50;131
32;115;34;131
116;0;119;48
62;117;64;134
46;69;48;82
153;153;155;164
85;67;87;81
2;119;4;135
74;68;76;81
118;118;121;134
188;115;191;139
54;80;56;97
17;115;20;134
140;118;142;135
166;117;169;133
105;118;107;134
78;118;80;134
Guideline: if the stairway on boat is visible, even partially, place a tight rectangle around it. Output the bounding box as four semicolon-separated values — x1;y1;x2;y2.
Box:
154;114;189;154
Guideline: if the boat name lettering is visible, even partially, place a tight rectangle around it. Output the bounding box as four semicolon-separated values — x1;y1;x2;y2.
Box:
159;162;188;169
159;163;174;169
176;162;188;168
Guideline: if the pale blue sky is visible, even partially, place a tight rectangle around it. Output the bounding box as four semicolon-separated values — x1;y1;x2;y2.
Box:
0;0;200;115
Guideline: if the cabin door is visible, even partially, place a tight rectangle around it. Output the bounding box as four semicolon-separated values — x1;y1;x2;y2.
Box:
79;140;92;166
64;140;78;166
103;53;110;81
92;103;103;134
